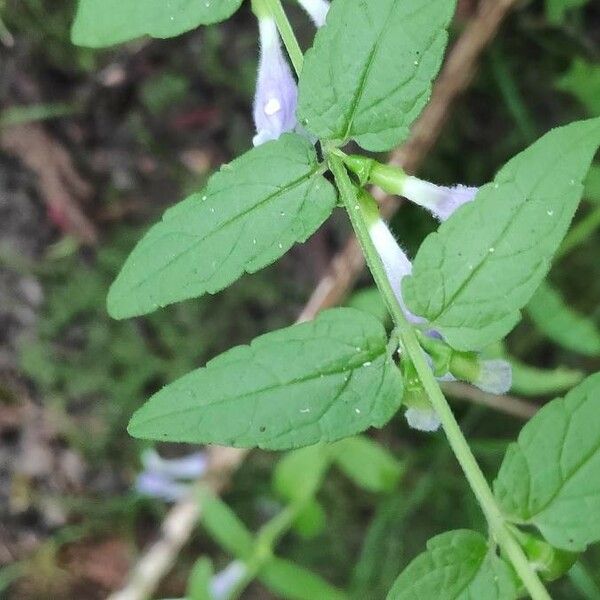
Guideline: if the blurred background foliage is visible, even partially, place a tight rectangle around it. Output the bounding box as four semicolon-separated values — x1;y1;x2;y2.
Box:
0;0;599;598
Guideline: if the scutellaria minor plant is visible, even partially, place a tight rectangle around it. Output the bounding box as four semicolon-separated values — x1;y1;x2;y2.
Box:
72;0;600;598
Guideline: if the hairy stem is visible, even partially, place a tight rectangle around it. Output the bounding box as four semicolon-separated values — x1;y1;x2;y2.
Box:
329;154;551;600
264;0;304;75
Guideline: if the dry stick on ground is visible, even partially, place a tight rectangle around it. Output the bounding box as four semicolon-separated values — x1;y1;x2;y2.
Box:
0;123;97;245
109;1;529;598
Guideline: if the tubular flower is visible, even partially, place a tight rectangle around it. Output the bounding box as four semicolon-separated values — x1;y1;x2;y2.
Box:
359;190;512;432
252;16;298;146
402;176;478;221
474;359;513;395
342;155;478;222
367;216;423;325
135;472;191;502
141;448;208;480
405;407;441;433
135;449;208;502
297;0;330;27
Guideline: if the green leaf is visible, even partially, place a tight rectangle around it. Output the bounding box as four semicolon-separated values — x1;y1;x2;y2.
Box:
556;59;600;116
332;436;403;493
351;494;410;599
273;444;330;501
128;308;404;450
387;530;518;599
108;134;336;319
297;0;456;151
273;446;329;538
403;118;600;351
291;499;327;539
585;164;600;204
527;281;600;357
187;557;214;600
260;557;348;600
494;373;600;551
71;0;244;47
346;287;389;324
546;0;592;25
568;562;600;599
199;490;255;559
510;358;583;397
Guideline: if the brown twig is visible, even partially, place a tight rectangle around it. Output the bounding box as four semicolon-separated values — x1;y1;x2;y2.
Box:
0;123;97;245
110;447;247;600
443;381;538;419
110;1;524;597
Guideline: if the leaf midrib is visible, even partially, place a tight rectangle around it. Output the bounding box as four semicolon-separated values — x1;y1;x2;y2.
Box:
428;129;593;324
125;162;323;293
135;342;388;425
341;0;401;142
527;408;600;522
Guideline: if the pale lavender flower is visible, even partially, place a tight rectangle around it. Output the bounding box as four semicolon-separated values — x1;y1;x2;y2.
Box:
135;450;208;502
368;218;423;325
253;16;298;146
402;176;478;221
404;407;441;433
141;449;208;480
135;472;191;503
474;359;512;395
297;0;330;27
210;561;248;600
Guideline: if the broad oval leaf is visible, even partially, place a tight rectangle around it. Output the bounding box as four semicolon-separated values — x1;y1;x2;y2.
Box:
527;280;600;357
403;117;600;351
494;372;600;552
108;134;336;319
72;0;244;47
297;0;456;151
387;530;517;600
128;308;404;450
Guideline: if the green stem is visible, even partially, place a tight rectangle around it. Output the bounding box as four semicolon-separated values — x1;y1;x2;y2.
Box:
329;154;551;600
228;470;327;600
227;501;304;600
264;0;304;75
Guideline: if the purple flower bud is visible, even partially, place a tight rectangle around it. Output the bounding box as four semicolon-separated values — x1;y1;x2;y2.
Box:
141;449;208;480
210;561;248;600
368;219;423;324
135;472;190;502
405;407;441;432
297;0;330;27
253;17;298;146
474;359;512;395
402;176;478;221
